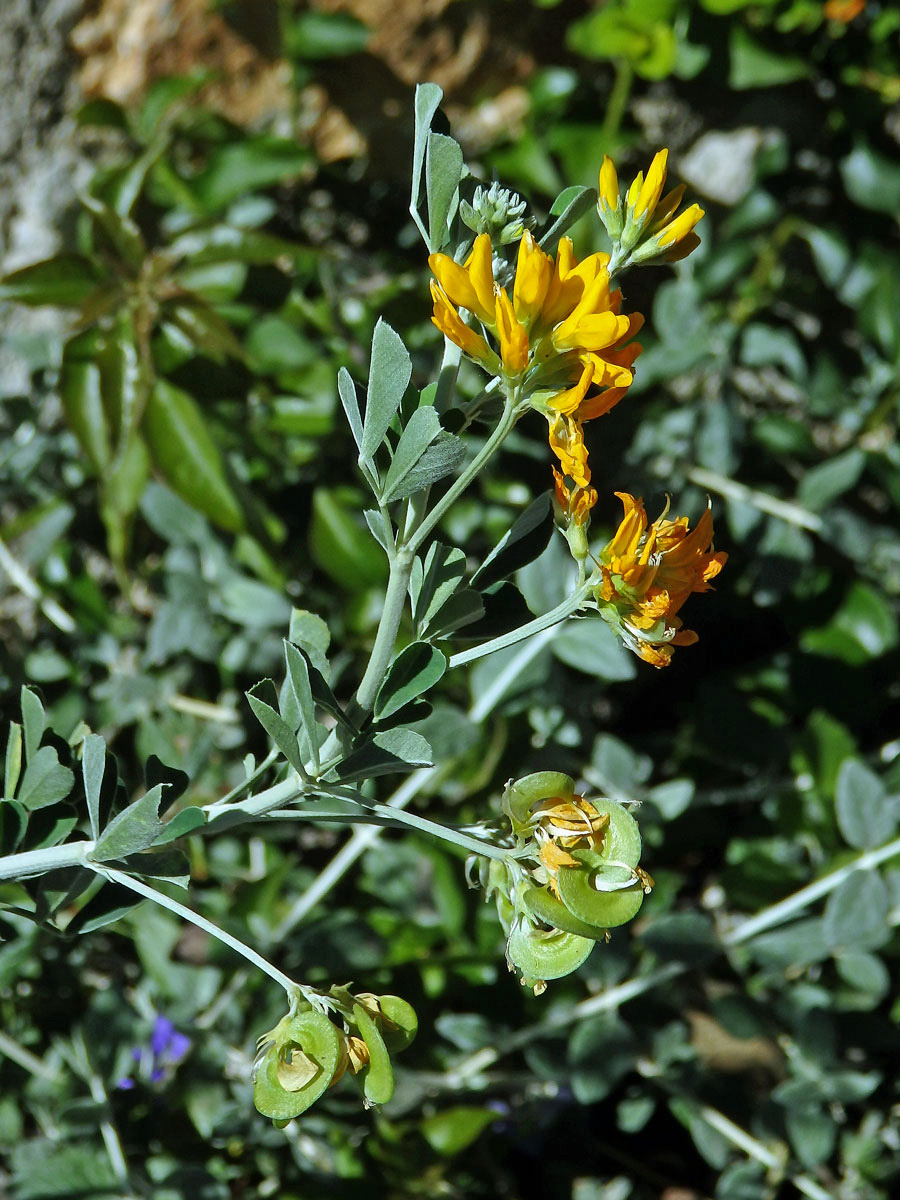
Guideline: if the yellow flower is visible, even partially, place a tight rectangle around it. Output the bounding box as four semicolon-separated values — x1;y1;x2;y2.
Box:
598;149;705;267
595;492;726;667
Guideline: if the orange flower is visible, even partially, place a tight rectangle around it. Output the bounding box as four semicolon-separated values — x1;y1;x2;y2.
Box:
824;0;864;20
594;492;726;666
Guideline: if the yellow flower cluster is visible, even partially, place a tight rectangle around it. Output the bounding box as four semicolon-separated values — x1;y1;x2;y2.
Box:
595;492;727;667
598;149;705;266
429;230;643;513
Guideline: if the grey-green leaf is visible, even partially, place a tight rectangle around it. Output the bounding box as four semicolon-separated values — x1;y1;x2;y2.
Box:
338;366;364;452
81;733;106;840
246;680;307;779
380;407;442;503
20;686;45;766
835;759;894;849
284;641;320;774
411;83;443;219
360;320;412;464
426;132;465;253
91;784;165;860
391;432;466;500
17;746;75;811
540;186;596;251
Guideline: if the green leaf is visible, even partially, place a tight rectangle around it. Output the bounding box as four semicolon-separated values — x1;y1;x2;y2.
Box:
421;1107;498;1156
154;806;207;844
411;543;466;631
17;747;75;811
540;186;596;251
333;728;433;782
91;784;165;860
143;380;244;532
246;680;307;779
284;10;370;58
823;872;890;952
552;619;638;683
801;583;898;665
284;641;320;775
188;138;314;213
0;255;99;306
389;432;465;500
797;449;866;512
374;642;447;720
840;142;900;216
80;193;145;270
835;759;896;849
472;492;555;589
834;950;890;999
426;132;465;253
81;733;106;840
338;366;364;453
380;407;442;503
569;1017;637;1105
289;609;332;677
360;320;412;464
133;74;207;142
20;687;45;766
60;351;113;474
310;487;389;590
728;27;809;89
412;83;444;227
4;723;23;800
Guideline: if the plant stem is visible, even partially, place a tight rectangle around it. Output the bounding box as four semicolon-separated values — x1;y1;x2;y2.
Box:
448;584;589;669
0;1029;58;1080
405;396;519;558
0;840;94;881
684;465;823;533
71;1031;134;1194
89;864;299;996
269;767;433;941
350;550;415;716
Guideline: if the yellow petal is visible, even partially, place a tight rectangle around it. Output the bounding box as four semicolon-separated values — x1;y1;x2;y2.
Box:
656;203;705;249
633;149;668;221
598;155;620;211
513;231;553;327
494;287;530;373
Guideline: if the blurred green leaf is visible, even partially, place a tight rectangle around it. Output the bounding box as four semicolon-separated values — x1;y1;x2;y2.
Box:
835;760;896;849
143;380;244;532
729;27;809;89
421;1106;498;1156
0;256;99;306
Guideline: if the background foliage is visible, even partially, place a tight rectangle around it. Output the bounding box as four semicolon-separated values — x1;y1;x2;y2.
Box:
2;1;900;1197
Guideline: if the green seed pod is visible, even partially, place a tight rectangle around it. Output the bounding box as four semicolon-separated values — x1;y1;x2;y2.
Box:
253;1011;342;1122
502;771;576;832
352;1003;395;1106
522;884;608;941
507;921;594;981
558;848;644;929
377;995;418;1052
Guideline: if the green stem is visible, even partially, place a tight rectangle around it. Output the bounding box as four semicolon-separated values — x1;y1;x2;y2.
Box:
602;59;633;142
89;863;300;996
351;550;415;716
448;583;589;669
405;396;519;558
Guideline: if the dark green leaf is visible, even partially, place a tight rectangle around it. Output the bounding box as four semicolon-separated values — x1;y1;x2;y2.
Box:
540;186;596;250
284;641;320;774
188;138;314;213
333;728;433;782
390;432;465;500
375;642;447;720
421;1107;497;1156
0;256;99;306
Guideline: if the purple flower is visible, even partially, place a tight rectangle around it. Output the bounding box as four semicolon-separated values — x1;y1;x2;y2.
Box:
116;1014;191;1090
